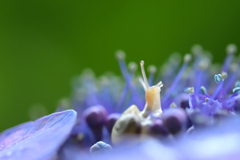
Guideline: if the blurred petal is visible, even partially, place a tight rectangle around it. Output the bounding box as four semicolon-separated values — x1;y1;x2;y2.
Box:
0;110;77;160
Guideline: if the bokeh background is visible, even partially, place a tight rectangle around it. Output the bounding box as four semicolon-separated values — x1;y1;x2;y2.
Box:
0;0;240;131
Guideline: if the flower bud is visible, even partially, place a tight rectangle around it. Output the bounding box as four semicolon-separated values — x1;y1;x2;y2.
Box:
162;108;187;135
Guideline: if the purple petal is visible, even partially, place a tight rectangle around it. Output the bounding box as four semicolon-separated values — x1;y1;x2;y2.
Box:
0;110;77;160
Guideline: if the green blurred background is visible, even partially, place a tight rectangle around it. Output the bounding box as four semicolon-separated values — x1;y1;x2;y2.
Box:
0;0;239;131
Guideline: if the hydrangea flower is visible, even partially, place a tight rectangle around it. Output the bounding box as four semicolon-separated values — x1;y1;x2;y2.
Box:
1;44;240;160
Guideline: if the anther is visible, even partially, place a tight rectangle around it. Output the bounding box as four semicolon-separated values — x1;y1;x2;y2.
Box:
185;87;194;94
221;72;228;79
214;74;222;83
128;62;138;72
233;87;240;94
169;102;177;108
148;65;157;74
191;44;203;55
184;54;192;63
115;50;126;60
200;86;207;95
226;44;237;55
199;60;209;70
205;98;209;102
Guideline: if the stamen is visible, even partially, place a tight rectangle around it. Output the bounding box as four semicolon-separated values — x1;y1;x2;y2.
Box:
195;59;209;94
226;44;237;55
224;74;238;94
116;51;143;108
115;50;126;60
199;60;209;70
184;54;192;63
212;72;227;99
162;54;191;104
222;44;237;72
211;81;224;99
128;62;137;74
116;73;135;112
148;65;157;73
148;65;157;86
115;50;128;80
140;60;150;89
214;74;222;83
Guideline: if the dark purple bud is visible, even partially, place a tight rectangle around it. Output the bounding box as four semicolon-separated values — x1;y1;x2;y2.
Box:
84;105;107;142
149;119;169;136
89;141;112;154
105;113;120;134
162;108;187;135
180;100;190;109
179;99;192;129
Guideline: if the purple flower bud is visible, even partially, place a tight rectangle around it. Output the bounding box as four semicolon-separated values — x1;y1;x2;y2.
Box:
149;119;169;137
162;108;187;135
84;105;107;142
84;105;107;127
180;100;190;110
105;113;120;134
